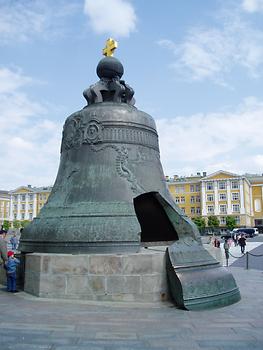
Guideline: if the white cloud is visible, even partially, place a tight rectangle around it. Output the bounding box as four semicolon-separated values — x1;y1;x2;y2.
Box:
242;0;263;13
0;67;61;190
84;0;137;37
157;97;263;177
158;5;263;84
0;0;79;44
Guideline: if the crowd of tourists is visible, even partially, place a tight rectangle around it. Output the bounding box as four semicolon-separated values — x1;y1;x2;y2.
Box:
0;228;20;293
212;233;247;261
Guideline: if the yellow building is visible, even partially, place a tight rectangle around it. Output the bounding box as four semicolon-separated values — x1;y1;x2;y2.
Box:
9;185;52;223
200;171;253;227
167;173;203;218
167;170;263;229
247;174;263;228
0;190;10;226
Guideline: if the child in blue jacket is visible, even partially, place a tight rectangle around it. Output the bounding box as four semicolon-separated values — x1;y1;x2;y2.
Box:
5;251;20;292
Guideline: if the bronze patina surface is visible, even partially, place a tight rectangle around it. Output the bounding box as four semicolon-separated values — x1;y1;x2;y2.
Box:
19;44;177;253
19;40;241;309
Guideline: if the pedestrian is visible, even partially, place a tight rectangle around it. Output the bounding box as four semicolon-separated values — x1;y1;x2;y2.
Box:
10;234;18;251
0;231;8;268
223;239;230;263
5;251;20;293
238;234;246;254
216;239;220;248
233;233;238;246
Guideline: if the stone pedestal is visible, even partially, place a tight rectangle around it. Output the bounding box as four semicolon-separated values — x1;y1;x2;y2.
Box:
24;249;169;302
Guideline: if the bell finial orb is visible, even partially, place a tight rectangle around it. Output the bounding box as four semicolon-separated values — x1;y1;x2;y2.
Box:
97;38;123;79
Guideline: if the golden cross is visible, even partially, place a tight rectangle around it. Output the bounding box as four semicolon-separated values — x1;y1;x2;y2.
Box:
103;38;118;57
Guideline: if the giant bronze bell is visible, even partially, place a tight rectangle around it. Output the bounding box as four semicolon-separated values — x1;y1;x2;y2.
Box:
20;39;240;309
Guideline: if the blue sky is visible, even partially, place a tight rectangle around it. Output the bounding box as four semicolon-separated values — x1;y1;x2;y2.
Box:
1;0;263;189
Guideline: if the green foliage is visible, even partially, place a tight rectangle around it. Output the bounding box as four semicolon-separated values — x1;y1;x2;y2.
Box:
2;220;11;231
12;220;21;229
226;216;236;230
192;217;206;230
20;220;31;228
207;215;219;228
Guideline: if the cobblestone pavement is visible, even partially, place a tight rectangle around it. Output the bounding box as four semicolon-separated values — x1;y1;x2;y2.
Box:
0;267;263;350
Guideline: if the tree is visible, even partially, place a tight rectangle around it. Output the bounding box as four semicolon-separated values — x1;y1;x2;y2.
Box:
192;217;206;231
13;220;21;229
207;216;219;230
2;220;11;231
226;216;236;231
20;220;31;228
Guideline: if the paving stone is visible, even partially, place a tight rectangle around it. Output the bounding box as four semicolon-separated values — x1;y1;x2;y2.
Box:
53;347;105;350
9;345;51;350
0;267;263;350
197;339;262;348
95;332;138;340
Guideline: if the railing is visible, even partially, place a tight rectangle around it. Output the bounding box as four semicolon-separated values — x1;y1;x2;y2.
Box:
225;250;263;269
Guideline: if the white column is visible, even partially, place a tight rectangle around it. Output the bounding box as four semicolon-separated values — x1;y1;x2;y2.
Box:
227;180;232;214
201;182;207;215
17;194;21;220
25;193;29;220
9;195;14;221
33;193;37;218
214;181;219;215
239;179;245;214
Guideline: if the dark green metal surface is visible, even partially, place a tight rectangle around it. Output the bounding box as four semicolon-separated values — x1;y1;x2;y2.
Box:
19;55;241;310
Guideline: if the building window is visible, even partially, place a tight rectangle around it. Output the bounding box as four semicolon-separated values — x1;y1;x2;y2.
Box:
196;196;201;202
14;214;17;219
218;181;226;190
207;194;214;202
175;186;185;194
219;193;227;201
21;195;26;201
14;195;18;200
190;196;195;203
235;216;240;224
29;213;33;220
181;207;185;213
196;184;200;192
191;207;195;214
180;197;185;203
232;204;240;212
232;192;239;201
190;185;195;192
207;205;214;213
30;204;33;209
196;207;201;214
254;199;262;212
231;181;239;189
220;216;226;225
220;205;227;213
206;182;213;191
21;213;25;219
22;204;25;210
175;197;180;203
29;194;33;200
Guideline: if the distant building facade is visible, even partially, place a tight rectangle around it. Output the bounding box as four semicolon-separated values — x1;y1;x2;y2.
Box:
9;185;52;222
167;170;263;229
0;190;10;226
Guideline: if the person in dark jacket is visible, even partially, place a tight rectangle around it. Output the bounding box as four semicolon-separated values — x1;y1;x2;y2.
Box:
0;231;8;267
5;251;20;292
238;234;246;254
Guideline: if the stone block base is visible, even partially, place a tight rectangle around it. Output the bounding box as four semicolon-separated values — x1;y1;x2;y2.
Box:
24;250;169;302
